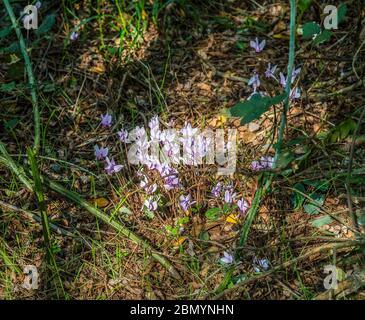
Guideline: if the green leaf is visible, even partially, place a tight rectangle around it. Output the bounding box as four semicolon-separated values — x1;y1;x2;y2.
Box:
199;231;210;241
235;41;247;50
230;93;286;125
313;29;332;45
358;213;365;226
0;26;13;39
304;193;325;215
312;215;333;228
35;14;56;35
302;22;321;39
4;118;19;130
0;81;16;92
291;183;306;209
298;0;312;13
276;150;294;169
205;207;222;221
338;4;347;24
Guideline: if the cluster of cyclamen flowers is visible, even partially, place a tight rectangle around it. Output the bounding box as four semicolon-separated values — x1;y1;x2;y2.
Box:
249;37;301;100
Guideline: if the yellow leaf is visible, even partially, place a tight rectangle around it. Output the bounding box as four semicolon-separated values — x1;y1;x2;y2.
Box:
273;34;290;39
226;214;239;224
91;197;109;208
173;237;186;247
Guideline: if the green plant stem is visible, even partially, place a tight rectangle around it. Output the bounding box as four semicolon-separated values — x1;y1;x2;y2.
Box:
275;0;296;163
238;0;297;248
27;148;52;258
3;0;40;153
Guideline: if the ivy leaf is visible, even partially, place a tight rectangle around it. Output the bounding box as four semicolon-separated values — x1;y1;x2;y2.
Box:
36;14;56;35
313;29;332;45
230;93;286;125
302;22;321;39
312;215;333;228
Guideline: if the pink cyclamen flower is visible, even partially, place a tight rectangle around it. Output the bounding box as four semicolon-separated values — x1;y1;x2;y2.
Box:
265;63;277;79
250;37;266;53
144;197;157;212
70;31;79;41
248;73;260;92
94;145;108;160
118;129;130;143
100;113;112;127
251;156;275;171
104;157;123;175
237;198;249;214
224;189;236;204
179;194;195;211
140;177;157;194
279;72;287;88
164;175;179;190
220;251;234;265
253;257;270;272
290;87;301;100
211;182;222;198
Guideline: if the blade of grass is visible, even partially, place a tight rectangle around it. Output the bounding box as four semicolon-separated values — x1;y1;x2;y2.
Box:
3;0;40;153
0;144;181;280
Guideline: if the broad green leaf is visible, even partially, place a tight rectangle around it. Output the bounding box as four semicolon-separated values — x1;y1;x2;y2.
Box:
313;29;332;45
36;14;56;35
230;93;285;125
338;4;347;24
304;192;325;215
302;22;321;39
205;207;222;221
298;0;312;13
312;215;333;228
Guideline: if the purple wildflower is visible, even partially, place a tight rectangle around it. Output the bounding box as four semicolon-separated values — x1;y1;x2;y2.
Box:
70;31;79;41
35;1;42;9
118;129;130;143
253;257;270;272
179;194;195;211
290;87;301;100
211;182;222;198
237;198;249;214
248;73;260;92
251;156;275;171
279;72;287;88
265;63;277;79
140;177;157;194
100;113;112;127
104;157;123;175
224;189;236;204
220;251;234;265
94;145;108;160
250;37;266;53
144;197;157;212
164;175;179;190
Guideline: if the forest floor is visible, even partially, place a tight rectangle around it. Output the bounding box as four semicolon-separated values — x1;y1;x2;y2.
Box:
0;0;365;299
